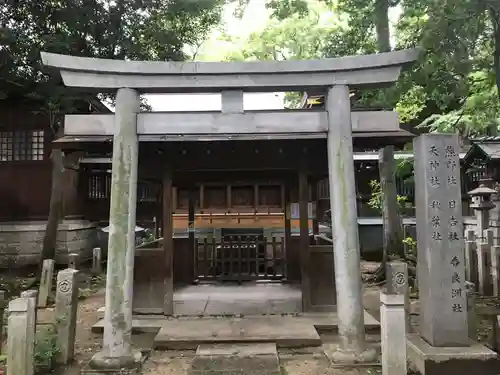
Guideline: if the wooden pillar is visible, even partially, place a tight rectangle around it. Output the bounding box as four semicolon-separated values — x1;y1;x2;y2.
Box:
283;182;292;280
62;151;82;218
311;178;319;237
227;184;232;211
200;184;205;211
156;185;162;238
163;165;174;315
254;184;259;211
188;186;196;284
299;167;311;311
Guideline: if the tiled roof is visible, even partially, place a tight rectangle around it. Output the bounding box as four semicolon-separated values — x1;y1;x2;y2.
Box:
469;136;500;143
475;143;500;160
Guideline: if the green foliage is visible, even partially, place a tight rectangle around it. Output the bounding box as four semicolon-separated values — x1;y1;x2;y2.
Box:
0;0;225;108
368;180;407;213
419;70;500;136
402;236;417;258
266;0;310;20
221;0;500;136
34;325;59;373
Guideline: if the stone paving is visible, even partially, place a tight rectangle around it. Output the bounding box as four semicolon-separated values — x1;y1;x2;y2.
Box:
174;283;302;316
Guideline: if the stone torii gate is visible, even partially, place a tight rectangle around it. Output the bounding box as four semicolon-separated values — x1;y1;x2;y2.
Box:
42;49;419;370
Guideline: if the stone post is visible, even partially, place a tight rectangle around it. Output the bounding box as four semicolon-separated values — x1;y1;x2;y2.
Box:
68;252;79;269
465;281;477;340
413;133;468;346
92;247;102;275
38;259;55;307
380;291;407;375
492;246;500;296
21;290;38;343
7;298;35;375
0;290;6;353
386;261;410;332
490;186;500;246
465;230;478;286
55;269;78;364
90;88;140;370
485;228;494;247
478;242;493;296
326;85;374;362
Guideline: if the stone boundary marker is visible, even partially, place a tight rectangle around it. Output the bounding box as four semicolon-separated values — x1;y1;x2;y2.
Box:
20;288;37;375
55;268;79;364
7;297;35;375
38;259;55;308
0;290;5;353
386;261;409;332
92;247;102;274
465;281;476;340
380;290;406;375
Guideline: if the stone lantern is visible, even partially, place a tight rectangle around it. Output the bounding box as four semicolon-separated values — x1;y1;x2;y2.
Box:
469;182;497;237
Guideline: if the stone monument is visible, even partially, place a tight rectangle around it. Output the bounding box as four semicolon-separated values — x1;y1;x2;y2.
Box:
7;297;35;375
407;133;498;375
38;259;55;307
55;269;79;364
380;290;407;375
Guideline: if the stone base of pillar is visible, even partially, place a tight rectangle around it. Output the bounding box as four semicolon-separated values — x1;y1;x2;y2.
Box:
407;334;498;375
84;350;142;374
324;343;379;364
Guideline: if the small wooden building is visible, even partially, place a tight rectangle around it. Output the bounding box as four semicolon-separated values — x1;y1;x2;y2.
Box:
0;93;109;266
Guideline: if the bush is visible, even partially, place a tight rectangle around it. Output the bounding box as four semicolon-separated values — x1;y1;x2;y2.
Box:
35;324;59;374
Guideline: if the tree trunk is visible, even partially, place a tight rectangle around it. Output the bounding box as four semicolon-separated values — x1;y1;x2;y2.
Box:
39;147;64;276
379;146;404;261
490;8;500;101
374;0;391;53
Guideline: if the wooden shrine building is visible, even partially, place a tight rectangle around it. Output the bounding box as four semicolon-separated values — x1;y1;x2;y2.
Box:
42;49;420;367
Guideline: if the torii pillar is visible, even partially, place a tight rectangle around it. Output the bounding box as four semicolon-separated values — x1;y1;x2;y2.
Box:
326;85;376;361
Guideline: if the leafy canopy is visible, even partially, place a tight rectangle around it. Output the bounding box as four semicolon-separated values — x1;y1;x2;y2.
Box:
213;0;500;137
0;0;225;112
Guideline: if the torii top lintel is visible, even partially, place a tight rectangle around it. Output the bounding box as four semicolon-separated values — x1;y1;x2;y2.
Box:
41;49;421;94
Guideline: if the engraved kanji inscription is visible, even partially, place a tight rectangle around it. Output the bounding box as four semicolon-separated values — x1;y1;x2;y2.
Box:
429;160;440;170
452;303;463;313
451;288;462;298
430;176;440;187
447;176;458;185
432;232;443;241
445;145;457;158
431;216;441;228
449;216;458;227
449;200;457;209
446;159;457;170
429;145;439;156
452;272;460;283
448;232;460;241
430;200;441;209
450;256;460;267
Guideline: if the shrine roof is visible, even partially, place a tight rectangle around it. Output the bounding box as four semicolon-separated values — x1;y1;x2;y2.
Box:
464;141;500;161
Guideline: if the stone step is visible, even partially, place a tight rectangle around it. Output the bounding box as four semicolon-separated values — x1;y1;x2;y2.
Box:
153;316;321;350
189;343;281;375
